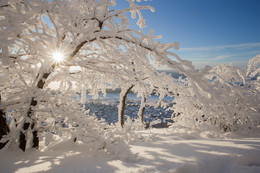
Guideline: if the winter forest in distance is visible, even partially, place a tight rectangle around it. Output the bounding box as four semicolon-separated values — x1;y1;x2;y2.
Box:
0;0;260;173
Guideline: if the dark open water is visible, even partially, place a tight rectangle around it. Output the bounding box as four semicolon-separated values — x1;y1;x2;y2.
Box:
85;92;175;125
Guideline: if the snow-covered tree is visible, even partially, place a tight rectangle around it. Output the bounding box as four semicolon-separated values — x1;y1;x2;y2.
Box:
0;0;183;151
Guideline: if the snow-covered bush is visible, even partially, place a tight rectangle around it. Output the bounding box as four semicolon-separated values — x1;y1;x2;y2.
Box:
171;55;260;133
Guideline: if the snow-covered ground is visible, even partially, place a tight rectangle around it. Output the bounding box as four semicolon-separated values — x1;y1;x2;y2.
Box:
1;128;260;173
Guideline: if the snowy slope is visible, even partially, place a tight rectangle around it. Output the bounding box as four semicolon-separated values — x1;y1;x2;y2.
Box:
1;128;260;173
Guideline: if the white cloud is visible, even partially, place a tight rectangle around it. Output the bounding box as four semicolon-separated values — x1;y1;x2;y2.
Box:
211;54;234;61
180;42;260;52
168;42;260;69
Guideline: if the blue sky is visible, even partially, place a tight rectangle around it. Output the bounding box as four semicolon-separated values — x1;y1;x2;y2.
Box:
116;0;260;69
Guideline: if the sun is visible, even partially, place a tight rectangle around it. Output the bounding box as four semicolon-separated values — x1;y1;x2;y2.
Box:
52;51;65;63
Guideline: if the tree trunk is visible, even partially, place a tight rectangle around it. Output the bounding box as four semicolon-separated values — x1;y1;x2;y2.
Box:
137;95;146;124
0;95;10;150
118;85;134;127
19;71;51;151
0;111;9;150
19;98;39;151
